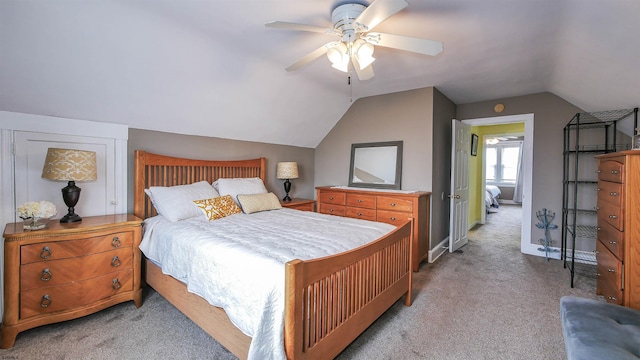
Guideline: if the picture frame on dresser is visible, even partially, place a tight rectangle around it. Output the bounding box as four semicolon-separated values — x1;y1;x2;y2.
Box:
348;141;403;190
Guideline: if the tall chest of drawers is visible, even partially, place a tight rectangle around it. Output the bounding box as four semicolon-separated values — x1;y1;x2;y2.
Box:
316;186;431;272
595;150;640;310
1;214;143;348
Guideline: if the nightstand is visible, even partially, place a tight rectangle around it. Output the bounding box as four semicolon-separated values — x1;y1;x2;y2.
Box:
1;214;143;348
280;198;315;212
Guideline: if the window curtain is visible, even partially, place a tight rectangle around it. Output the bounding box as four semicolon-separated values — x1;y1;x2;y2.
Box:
513;141;524;203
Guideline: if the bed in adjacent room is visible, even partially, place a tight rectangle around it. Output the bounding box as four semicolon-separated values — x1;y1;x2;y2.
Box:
485;185;501;212
133;151;413;360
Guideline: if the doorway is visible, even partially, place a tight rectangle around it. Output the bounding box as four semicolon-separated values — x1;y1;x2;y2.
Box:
461;114;537;257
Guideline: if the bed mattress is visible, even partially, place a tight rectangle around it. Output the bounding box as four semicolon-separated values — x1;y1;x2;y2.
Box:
139;208;394;360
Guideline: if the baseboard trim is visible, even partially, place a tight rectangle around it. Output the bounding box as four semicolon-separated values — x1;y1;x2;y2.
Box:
428;237;449;263
468;220;479;230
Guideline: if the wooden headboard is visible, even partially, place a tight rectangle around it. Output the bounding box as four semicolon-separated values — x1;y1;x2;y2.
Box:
133;150;266;220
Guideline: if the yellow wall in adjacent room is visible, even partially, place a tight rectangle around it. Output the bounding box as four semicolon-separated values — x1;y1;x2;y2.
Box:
469;122;525;228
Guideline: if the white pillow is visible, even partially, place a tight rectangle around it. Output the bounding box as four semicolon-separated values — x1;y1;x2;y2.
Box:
215;177;268;204
144;181;220;222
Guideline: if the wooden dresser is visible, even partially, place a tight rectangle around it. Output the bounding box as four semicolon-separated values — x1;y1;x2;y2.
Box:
1;214;143;348
595;150;640;310
316;186;431;272
280;198;315;212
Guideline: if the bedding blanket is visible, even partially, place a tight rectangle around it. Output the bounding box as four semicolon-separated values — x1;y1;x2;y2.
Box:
139;208;395;360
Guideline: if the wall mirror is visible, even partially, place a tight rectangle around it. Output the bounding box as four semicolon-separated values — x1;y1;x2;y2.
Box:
348;141;403;190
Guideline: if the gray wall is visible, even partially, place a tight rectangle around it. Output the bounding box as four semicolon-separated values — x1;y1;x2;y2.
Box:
127;129;315;213
431;88;456;248
457;92;583;247
315;87;434;191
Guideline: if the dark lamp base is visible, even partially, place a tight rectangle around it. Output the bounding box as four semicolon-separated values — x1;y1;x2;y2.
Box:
60;180;83;223
60;213;82;223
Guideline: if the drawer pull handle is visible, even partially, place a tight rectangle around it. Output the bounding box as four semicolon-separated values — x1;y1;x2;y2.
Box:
609;241;618;245
595;206;600;210
595;272;601;277
111;256;121;267
390;203;397;207
112;278;122;290
357;213;363;216
609;215;617;219
607;296;618;301
329;196;334;200
357;199;363;203
40;294;52;308
608;268;615;273
609;192;618;196
112;236;121;248
595;170;602;173
330;209;334;213
40;268;52;282
611;170;619;174
390;217;397;221
594;188;601;191
40;246;52;259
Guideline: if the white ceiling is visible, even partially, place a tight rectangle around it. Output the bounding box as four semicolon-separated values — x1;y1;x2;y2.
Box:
1;0;639;148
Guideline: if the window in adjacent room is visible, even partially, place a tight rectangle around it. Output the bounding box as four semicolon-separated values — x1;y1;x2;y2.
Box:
486;140;522;185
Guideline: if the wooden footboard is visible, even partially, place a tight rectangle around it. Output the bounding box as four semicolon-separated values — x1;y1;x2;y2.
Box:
284;220;413;359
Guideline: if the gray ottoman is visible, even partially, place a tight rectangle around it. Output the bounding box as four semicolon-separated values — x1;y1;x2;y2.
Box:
560;296;640;360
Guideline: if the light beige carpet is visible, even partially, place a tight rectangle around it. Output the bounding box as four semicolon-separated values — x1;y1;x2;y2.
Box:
0;204;601;359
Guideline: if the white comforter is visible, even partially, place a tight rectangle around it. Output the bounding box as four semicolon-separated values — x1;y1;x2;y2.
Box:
139;208;395;360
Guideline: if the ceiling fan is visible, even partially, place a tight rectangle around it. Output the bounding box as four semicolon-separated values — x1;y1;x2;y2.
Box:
265;0;443;81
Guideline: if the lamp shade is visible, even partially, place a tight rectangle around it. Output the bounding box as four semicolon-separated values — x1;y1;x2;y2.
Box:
276;162;299;179
41;148;97;181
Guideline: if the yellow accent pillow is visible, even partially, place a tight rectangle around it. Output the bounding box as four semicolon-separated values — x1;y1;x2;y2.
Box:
237;192;282;214
193;195;242;221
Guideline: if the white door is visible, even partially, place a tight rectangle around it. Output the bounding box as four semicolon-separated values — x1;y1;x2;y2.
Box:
449;120;470;252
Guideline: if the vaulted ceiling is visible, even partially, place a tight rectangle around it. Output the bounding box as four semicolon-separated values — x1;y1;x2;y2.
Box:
1;0;638;148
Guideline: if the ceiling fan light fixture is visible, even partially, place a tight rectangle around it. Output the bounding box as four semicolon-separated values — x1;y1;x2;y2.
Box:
354;41;375;69
327;43;349;72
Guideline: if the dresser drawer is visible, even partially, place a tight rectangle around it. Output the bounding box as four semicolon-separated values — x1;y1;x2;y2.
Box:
21;247;133;291
377;196;412;212
597;220;624;260
21;231;133;264
20;268;133;319
345;207;376;221
597;158;625;183
598;202;624;231
598;276;624;305
319;192;346;205
346;193;376;209
596;241;622;290
377;210;412;226
597;180;624;208
318;203;346;216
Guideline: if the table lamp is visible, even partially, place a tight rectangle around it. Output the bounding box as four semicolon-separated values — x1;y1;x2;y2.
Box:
41;148;97;223
276;162;299;202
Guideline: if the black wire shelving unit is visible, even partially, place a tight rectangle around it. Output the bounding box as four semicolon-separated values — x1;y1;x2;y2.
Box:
561;108;638;288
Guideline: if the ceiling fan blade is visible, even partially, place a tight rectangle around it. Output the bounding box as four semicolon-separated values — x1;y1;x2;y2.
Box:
367;32;443;56
352;57;375;81
355;0;408;32
285;41;339;71
265;21;334;35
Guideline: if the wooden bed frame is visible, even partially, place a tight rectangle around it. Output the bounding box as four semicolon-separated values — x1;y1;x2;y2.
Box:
133;150;413;359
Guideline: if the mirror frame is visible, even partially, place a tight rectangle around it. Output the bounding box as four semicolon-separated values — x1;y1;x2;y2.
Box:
348;141;403;190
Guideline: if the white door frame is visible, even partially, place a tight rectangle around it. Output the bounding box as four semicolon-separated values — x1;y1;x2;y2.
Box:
462;113;535;256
